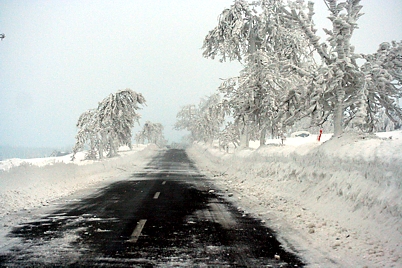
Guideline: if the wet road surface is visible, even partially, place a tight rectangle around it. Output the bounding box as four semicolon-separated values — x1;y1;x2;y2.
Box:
0;149;304;267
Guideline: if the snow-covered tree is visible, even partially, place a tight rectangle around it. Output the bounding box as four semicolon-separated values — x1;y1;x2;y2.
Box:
203;0;313;147
204;0;402;142
283;1;364;136
175;94;228;143
372;109;401;132
219;122;240;151
202;0;261;147
284;1;402;136
359;41;402;131
97;89;146;157
219;49;314;145
136;121;165;146
194;94;228;144
174;104;198;139
72;88;145;160
71;109;101;160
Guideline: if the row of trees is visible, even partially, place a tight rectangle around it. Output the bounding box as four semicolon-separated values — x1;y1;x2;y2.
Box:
72;89;165;160
135;121;166;147
175;93;227;144
176;0;402;148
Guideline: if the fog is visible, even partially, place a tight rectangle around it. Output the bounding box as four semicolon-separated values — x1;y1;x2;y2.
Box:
1;0;401;149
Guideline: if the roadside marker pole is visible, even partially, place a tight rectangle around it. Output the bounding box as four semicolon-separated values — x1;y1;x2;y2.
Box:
318;129;323;141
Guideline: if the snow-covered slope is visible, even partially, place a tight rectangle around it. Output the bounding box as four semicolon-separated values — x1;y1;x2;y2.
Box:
187;131;402;268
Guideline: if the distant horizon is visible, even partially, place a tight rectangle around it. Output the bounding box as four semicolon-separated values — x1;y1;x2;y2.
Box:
0;145;62;160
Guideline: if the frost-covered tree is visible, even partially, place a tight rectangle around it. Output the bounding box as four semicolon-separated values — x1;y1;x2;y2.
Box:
282;1;364;136
72;89;145;160
97;89;146;156
174;104;198;140
219;122;240;151
203;0;262;147
373;108;401;132
202;0;402;143
284;1;402;136
203;0;313;147
194;94;228;144
359;41;402;131
71;109;101;160
136;121;165;146
219;49;314;146
175;94;228;143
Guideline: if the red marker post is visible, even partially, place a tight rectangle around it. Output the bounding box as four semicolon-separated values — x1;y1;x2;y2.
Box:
318;129;323;142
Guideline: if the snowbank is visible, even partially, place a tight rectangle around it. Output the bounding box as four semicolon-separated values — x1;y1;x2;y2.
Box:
187;131;402;267
0;145;137;171
0;145;159;216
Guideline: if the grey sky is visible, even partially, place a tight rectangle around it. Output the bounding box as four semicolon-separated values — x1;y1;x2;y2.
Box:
1;0;401;148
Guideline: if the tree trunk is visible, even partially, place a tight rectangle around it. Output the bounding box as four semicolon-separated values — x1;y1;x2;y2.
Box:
107;136;117;158
239;128;249;148
239;115;249;148
259;127;267;147
128;141;132;150
333;89;345;137
98;143;103;160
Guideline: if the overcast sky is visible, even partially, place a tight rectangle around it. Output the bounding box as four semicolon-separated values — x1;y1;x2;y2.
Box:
1;0;401;148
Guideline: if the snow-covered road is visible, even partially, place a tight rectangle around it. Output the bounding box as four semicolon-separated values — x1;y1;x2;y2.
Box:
1;149;303;267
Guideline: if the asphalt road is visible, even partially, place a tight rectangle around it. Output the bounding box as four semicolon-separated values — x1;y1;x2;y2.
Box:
0;149;304;267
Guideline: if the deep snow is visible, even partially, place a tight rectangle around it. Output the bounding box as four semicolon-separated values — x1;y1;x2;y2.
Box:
187;131;402;267
0;132;401;267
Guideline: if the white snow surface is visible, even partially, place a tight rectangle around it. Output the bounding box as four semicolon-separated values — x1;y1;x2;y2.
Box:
187;131;402;267
0;144;159;219
0;132;401;267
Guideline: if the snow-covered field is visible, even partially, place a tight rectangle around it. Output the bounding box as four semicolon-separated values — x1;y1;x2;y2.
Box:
187;131;402;267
